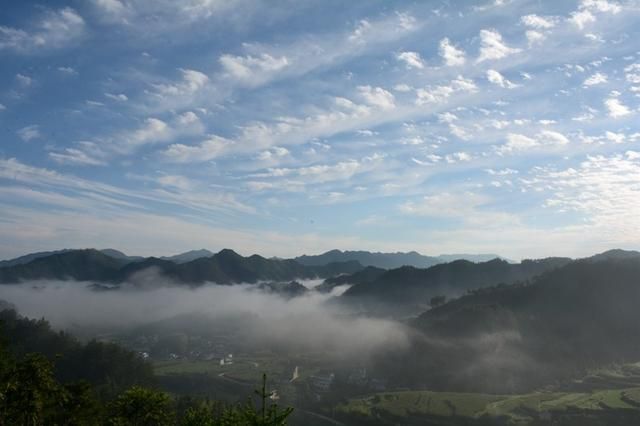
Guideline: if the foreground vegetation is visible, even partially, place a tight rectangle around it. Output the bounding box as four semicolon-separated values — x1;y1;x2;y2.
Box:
0;309;293;425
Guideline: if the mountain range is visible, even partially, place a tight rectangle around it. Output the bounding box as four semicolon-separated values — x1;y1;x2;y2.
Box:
294;249;506;269
380;252;640;393
2;248;638;315
0;248;360;286
336;257;573;314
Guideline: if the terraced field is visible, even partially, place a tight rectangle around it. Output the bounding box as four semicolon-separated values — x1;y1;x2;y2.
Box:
337;387;640;425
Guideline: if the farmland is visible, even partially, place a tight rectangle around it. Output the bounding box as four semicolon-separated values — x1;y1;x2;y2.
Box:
336;387;640;425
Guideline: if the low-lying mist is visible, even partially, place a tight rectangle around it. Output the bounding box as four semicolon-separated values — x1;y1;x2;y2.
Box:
0;276;409;360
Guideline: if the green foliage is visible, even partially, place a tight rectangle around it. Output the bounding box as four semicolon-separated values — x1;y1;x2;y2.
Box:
108;386;175;426
179;374;294;426
0;353;63;425
0;308;153;397
0;309;293;425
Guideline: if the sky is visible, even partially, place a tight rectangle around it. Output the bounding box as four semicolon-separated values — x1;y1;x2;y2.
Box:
0;0;639;260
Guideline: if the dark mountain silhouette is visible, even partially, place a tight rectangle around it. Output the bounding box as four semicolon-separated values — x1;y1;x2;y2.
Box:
0;248;146;268
294;249;505;269
159;249;215;264
340;257;572;314
382;256;640;393
0;248;362;285
315;266;386;293
585;248;640;262
436;253;511;263
99;248;145;263
257;280;309;298
0;249;127;283
0;249;76;268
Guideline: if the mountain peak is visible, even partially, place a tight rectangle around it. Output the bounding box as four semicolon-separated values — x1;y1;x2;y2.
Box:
216;248;242;258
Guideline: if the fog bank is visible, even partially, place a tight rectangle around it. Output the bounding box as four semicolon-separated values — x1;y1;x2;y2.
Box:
0;279;409;358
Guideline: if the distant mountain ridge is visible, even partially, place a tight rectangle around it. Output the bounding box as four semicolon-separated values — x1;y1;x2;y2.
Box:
294;249;506;269
0;249;77;268
337;257;574;314
394;254;640;392
0;248;361;285
0;248;214;267
160;249;215;264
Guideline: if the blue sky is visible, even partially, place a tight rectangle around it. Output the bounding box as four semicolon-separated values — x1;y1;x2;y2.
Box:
1;0;639;260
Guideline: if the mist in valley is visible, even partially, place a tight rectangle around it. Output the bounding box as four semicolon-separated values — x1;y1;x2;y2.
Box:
0;276;410;361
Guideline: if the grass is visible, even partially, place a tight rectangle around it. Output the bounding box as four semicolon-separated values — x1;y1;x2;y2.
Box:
152;352;328;385
154;355;290;383
337;387;640;424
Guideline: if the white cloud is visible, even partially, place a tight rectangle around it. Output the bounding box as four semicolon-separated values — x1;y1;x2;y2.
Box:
17;125;41;142
49;148;106;166
538;130;570;146
156;174;192;190
582;0;621;14
446;152;472;162
91;0;132;23
605;131;625;143
121;118;170;149
570;0;621;29
58;66;78;75
476;29;521;63
257;147;290;161
254;154;385;186
396;51;424;69
486;168;518;175
152;68;209;97
0;104;5;111
105;93;128;101
162;135;231;163
450;125;471;140
220;53;289;83
415;76;477;105
0;7;85;53
393;83;412;92
0;158;252;221
486;69;518;88
605;97;631;118
525;30;546;46
501;133;538;152
439;38;465;66
90;0;247;29
357;86;395;110
16;74;33;87
570;10;596;29
583;72;608;86
531;153;640;246
520;14;557;29
498;130;569;154
438;112;458;123
625;64;640;84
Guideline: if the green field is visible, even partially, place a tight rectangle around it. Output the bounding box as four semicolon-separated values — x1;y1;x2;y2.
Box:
154;355;289;383
153;352;328;382
337;387;640;425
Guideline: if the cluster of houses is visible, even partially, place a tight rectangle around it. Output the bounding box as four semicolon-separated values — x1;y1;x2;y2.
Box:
125;332;236;363
307;367;388;400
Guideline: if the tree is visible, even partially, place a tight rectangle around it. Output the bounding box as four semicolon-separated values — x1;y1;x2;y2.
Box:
244;373;294;426
0;353;65;425
108;386;175;426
